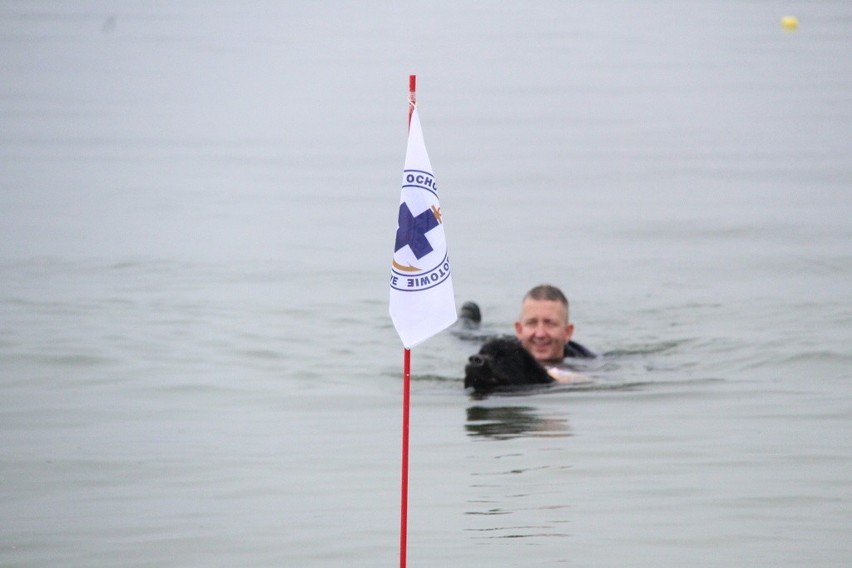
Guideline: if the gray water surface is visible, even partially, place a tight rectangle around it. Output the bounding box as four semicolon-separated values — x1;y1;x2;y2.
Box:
2;2;851;566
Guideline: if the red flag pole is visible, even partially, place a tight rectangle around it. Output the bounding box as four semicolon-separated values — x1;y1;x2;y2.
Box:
400;347;411;568
399;73;416;568
408;74;416;125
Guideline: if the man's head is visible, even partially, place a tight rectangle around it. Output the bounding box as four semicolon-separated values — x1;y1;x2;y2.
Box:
514;284;574;363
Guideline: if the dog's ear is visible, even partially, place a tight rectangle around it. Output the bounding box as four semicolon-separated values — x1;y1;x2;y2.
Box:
521;346;541;369
516;344;553;383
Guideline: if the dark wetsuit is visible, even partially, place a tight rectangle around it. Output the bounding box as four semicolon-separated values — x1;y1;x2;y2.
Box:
563;340;596;359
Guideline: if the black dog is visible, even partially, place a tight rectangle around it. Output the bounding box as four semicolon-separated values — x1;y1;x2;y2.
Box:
464;337;555;393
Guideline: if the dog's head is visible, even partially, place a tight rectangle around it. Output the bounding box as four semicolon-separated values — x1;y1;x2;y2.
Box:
464;337;554;393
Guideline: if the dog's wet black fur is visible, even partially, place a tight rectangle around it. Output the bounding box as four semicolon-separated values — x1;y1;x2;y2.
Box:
464;337;555;393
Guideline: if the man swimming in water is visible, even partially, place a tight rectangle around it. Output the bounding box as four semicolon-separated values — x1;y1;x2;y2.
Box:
459;284;594;391
458;284;594;363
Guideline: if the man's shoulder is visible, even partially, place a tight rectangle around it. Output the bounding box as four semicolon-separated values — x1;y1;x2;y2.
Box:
564;340;596;359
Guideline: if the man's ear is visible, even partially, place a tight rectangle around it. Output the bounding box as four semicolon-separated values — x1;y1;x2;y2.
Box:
565;323;575;341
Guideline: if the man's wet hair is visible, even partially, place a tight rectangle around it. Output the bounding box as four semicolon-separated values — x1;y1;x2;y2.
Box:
522;284;570;323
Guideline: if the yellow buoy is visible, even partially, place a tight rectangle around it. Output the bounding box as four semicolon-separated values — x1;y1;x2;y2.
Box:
781;16;799;30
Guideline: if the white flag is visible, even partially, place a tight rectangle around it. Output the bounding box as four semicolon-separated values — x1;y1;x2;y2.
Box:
389;108;457;348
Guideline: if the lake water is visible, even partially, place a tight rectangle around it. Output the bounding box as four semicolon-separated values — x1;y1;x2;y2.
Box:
1;2;851;566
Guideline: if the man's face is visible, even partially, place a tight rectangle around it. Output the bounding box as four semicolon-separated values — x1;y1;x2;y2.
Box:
514;299;574;363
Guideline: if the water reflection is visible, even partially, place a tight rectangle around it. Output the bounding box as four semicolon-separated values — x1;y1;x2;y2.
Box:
465;405;571;440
